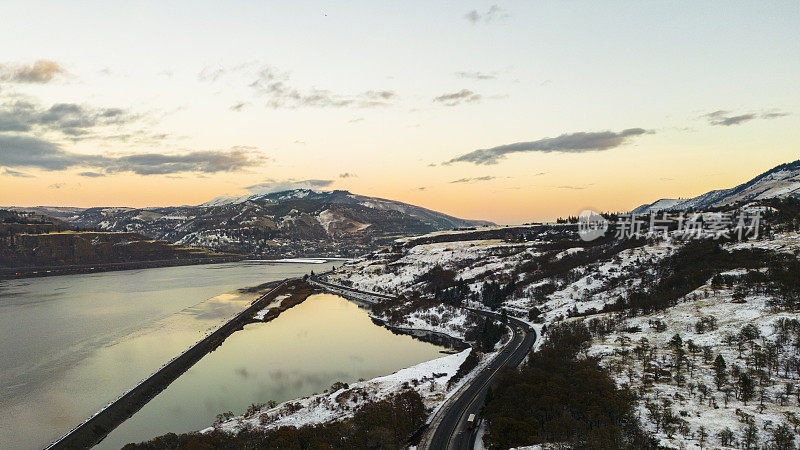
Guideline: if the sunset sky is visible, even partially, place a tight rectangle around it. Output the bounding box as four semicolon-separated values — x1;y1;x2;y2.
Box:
1;1;798;223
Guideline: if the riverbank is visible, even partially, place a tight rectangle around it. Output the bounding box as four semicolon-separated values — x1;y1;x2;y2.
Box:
106;291;446;448
211;348;474;434
45;278;312;450
1;261;336;450
247;279;318;323
0;255;245;280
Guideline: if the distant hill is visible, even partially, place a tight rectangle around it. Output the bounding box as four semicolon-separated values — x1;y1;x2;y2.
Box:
0;210;239;278
14;190;494;258
633;159;800;214
201;189;494;229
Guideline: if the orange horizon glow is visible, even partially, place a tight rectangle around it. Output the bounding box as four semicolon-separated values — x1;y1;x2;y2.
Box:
0;2;798;224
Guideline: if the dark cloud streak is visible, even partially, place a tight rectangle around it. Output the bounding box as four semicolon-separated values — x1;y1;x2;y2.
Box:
2;168;34;178
0;98;142;140
433;89;481;106
450;176;497;183
704;109;790;126
445;128;651;165
0;134;264;175
704;110;756;126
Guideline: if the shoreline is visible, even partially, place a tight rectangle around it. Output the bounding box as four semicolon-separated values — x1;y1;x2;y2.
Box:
44;278;308;450
0;255;246;281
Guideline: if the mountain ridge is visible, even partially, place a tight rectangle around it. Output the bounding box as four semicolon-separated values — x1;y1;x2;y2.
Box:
12;190;494;258
632;159;800;214
201;189;494;229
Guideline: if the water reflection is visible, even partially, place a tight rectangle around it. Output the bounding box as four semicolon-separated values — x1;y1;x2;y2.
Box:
0;261;333;450
99;294;445;449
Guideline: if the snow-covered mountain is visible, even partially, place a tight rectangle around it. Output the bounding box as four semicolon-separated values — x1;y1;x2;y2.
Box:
633;159;800;214
58;190;493;257
201;189;494;230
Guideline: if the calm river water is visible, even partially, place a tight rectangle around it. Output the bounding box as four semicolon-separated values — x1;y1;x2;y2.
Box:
0;261;444;449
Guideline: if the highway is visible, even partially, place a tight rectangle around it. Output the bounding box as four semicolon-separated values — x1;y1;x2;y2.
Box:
309;278;538;450
418;309;537;450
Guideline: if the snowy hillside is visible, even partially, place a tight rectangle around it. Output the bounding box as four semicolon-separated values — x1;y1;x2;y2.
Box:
57;190;494;257
325;222;800;448
201;189;493;229
211;349;493;434
634;159;800;213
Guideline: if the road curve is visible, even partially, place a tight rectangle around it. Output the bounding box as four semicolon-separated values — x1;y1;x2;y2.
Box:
307;278;537;450
418;309;537;450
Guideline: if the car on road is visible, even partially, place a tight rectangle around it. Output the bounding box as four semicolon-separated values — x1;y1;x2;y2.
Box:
466;413;476;430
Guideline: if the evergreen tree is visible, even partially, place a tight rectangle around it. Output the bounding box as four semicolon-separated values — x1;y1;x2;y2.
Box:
713;354;727;390
771;424;795;450
738;373;754;405
742;422;759;450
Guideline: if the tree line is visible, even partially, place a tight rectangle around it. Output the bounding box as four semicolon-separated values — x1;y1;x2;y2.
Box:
123;390;426;449
482;322;656;449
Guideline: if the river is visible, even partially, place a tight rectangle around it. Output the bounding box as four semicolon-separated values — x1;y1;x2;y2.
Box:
0;261;445;449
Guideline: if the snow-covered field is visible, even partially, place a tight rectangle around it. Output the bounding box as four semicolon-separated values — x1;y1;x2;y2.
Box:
520;240;678;321
329;226;800;448
251;294;290;320
588;284;799;449
379;303;474;340
210;348;492;434
725;231;800;254
328;238;538;297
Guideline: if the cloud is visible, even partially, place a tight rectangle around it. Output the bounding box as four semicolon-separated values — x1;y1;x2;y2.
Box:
0;134;265;175
703;109;791;126
2;168;34;178
0;98;143;139
0;134;82;170
464;5;508;24
230;102;249;112
198;65;225;82
0;60;67;83
242;65;396;109
455;71;497;80
0;101;36;132
761;111;790;119
245;178;334;194
444;128;651;165
78;171;105;178
48;183;64;189
348;117;364;123
105;148;264;175
450;175;497;183
417;186;427;191
703;110;756;126
433;89;481;106
338;172;357;178
359;90;396;108
557;185;587;190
